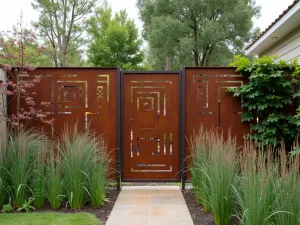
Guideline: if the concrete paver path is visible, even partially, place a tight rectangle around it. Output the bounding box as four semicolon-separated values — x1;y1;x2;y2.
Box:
106;186;194;225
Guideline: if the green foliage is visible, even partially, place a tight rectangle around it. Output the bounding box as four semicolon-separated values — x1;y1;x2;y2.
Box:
1;130;48;208
60;126;109;209
233;148;277;225
273;155;300;225
190;127;237;225
229;55;299;145
0;140;8;208
45;155;64;210
0;127;109;211
137;0;260;69
1;198;13;213
89;145;110;208
32;0;96;67
18;197;35;213
87;1;144;70
190;129;300;225
33;155;46;209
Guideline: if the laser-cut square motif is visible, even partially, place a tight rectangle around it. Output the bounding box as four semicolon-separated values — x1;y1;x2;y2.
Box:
137;97;154;112
58;86;83;108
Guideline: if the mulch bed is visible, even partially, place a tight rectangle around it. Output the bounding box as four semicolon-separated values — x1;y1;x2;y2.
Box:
182;189;239;225
182;189;215;225
27;189;120;224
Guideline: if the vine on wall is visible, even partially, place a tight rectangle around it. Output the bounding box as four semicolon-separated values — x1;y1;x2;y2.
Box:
229;55;300;146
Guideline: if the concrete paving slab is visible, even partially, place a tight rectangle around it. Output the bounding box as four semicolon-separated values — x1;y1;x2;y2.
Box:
106;186;194;225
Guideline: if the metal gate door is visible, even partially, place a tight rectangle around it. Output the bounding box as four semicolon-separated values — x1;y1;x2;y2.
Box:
122;71;180;180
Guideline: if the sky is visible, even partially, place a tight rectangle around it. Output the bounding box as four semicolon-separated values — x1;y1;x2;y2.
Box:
0;0;296;35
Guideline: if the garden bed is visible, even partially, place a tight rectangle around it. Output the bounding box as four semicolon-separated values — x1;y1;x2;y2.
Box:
36;189;119;224
0;189;119;225
182;189;239;225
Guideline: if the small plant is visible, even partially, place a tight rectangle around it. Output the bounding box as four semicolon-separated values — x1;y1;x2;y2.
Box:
17;197;35;213
207;134;237;225
1;198;13;213
46;154;64;210
3;130;48;208
232;144;277;225
189;127;212;213
60;125;109;209
190;127;237;225
33;153;46;209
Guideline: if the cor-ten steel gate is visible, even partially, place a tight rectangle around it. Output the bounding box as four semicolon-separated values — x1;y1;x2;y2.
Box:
121;71;181;181
13;67;249;188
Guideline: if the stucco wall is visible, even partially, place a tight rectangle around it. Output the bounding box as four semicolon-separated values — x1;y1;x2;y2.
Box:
0;69;7;146
261;25;300;63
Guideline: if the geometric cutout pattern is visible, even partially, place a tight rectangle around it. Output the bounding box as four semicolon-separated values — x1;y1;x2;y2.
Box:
127;79;174;174
97;75;110;108
57;80;87;108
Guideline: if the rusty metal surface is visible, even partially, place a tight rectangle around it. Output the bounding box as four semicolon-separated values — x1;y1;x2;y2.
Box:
122;73;179;180
185;67;250;154
11;68;118;171
10;67;250;182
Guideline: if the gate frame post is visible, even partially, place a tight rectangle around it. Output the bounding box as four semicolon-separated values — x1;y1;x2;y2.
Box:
116;68;121;191
180;68;186;190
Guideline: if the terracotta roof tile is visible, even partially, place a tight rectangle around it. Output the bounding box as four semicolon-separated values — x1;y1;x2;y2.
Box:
246;0;300;50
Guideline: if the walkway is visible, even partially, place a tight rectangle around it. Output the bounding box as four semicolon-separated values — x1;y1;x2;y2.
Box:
106;186;194;225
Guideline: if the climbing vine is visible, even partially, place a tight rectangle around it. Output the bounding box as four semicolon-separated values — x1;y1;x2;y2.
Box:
229;55;299;146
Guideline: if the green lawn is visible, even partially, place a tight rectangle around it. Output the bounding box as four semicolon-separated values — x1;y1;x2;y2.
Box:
0;212;101;225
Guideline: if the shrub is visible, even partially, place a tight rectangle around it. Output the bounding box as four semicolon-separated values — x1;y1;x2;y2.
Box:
59;126;109;209
229;55;299;145
189;127;212;212
33;144;48;209
272;150;300;225
89;136;110;208
45;152;64;210
190;127;237;225
208;134;237;225
2;130;48;208
0;137;8;208
233;143;278;225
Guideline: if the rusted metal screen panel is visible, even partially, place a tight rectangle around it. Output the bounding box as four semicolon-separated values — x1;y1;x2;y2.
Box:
184;67;250;155
11;68;118;173
123;73;179;180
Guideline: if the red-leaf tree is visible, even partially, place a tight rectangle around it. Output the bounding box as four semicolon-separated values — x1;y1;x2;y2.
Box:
0;16;54;129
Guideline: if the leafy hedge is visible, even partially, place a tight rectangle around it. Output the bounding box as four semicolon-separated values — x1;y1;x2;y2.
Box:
229;55;300;145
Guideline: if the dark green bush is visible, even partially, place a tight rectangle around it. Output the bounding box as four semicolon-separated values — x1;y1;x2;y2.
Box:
229;55;299;145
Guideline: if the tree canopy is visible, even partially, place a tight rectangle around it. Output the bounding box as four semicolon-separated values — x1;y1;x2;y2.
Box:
137;0;261;69
87;1;145;70
32;0;96;67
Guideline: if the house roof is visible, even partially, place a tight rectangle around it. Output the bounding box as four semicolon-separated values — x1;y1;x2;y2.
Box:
246;0;300;55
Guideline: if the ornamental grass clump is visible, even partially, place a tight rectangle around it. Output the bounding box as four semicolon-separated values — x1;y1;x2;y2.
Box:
2;130;48;208
208;133;237;225
272;148;300;225
59;126;109;209
190;127;237;225
45;152;64;210
189;126;212;212
32;140;51;209
0;136;8;208
232;143;277;225
88;135;110;208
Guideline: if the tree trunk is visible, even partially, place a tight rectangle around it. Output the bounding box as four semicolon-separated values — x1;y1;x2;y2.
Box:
164;57;171;70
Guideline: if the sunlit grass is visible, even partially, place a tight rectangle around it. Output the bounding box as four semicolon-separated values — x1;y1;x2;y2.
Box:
0;212;101;225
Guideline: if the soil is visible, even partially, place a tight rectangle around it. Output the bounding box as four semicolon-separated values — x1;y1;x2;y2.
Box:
32;189;120;224
182;189;239;225
182;189;215;225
